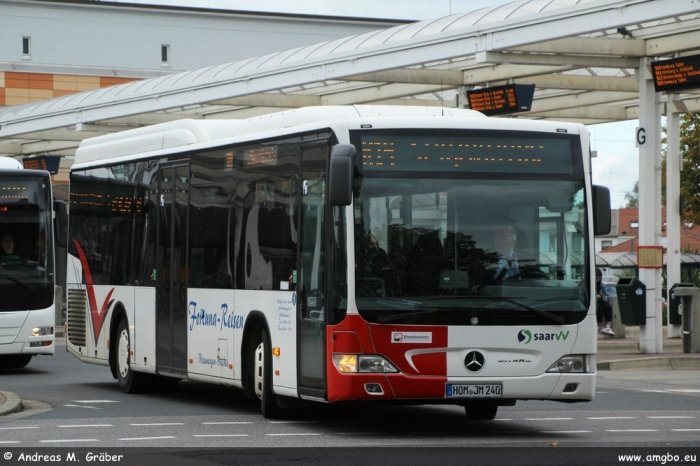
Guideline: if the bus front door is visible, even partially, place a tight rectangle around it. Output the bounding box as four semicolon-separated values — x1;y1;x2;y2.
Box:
155;162;189;376
297;141;328;397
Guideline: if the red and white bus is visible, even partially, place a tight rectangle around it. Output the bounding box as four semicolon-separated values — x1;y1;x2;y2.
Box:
65;106;610;419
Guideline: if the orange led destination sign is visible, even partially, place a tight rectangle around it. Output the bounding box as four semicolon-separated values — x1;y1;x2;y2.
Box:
652;54;700;93
467;84;535;116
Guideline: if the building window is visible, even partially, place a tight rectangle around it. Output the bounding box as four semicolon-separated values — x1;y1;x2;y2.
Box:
601;240;613;250
161;44;170;65
22;36;31;56
630;221;639;229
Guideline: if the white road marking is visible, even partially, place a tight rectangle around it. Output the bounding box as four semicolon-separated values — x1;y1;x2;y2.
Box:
671;429;700;432
118;436;176;441
646;416;695;419
63;404;99;409
605;429;658;432
201;422;252;425
40;439;100;443
129;423;184;426
71;400;119;403
193;434;249;438
0;441;21;444
525;418;573;421
58;424;113;428
667;389;700;393
587;417;635;420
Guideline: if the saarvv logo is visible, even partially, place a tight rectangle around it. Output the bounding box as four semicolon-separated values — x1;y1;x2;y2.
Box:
73;239;115;342
518;329;570;343
518;329;532;344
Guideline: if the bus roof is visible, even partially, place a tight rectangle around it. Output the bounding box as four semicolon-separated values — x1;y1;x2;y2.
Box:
75;105;487;164
0;157;23;169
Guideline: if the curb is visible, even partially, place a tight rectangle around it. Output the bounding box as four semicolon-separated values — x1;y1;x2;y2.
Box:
0;391;23;416
597;357;700;371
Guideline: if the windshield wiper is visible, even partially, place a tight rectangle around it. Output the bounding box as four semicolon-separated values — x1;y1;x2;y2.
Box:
434;296;565;325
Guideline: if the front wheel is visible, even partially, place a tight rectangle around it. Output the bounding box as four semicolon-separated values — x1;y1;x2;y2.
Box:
254;330;280;418
465;405;498;420
116;319;147;393
0;355;32;369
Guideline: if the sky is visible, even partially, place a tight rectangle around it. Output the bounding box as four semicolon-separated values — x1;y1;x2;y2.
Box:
115;0;639;208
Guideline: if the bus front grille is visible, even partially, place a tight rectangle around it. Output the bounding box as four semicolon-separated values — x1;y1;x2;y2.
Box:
67;289;87;347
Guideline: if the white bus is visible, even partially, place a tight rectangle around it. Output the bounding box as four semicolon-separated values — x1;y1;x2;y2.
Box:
0;157;67;369
65;106;610;419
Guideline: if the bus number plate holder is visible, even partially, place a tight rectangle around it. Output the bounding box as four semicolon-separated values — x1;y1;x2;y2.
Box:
446;383;502;398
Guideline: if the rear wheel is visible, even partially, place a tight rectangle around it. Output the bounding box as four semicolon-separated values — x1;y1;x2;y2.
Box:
0;355;32;369
116;319;148;393
254;330;280;418
465;405;498;420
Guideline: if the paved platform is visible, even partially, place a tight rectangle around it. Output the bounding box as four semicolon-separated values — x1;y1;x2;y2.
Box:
2;326;698;416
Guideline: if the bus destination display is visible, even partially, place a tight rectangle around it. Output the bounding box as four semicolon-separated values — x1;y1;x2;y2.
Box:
651;54;700;93
467;84;535;116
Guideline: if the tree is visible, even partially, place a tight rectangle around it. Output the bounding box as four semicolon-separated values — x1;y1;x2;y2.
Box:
663;112;700;224
623;181;639;208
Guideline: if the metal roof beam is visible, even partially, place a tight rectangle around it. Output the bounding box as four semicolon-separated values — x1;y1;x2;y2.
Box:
646;30;700;56
529;91;639;113
507;37;646;56
516;75;639;92
343;69;464;85
476;51;639;69
209;93;321;107
99;114;203;125
321;83;447;105
463;64;574;85
531;106;629;120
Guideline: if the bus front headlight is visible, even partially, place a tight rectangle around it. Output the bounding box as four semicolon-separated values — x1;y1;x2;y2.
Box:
31;326;54;337
546;355;595;373
333;354;398;373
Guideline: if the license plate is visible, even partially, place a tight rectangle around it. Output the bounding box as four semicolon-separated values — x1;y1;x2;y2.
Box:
446;383;502;398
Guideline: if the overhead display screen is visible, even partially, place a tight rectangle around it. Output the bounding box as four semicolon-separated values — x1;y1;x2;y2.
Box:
22;155;61;174
467;84;536;116
355;130;580;175
651;54;700;93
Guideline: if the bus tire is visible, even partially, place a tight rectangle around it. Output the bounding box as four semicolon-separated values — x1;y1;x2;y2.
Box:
116;318;147;394
0;355;32;369
465;405;498;420
254;330;280;418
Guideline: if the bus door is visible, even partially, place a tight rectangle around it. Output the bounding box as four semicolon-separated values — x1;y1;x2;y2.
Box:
297;140;329;397
155;162;189;375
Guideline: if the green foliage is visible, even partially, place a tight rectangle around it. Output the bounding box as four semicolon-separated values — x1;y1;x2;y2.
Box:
623;181;639;208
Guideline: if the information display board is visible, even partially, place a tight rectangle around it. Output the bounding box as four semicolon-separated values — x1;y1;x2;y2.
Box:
466;84;535;116
651;54;700;93
22;155;61;174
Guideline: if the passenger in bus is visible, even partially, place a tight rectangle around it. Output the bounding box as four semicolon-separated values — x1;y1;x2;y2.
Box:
596;268;615;335
0;234;25;266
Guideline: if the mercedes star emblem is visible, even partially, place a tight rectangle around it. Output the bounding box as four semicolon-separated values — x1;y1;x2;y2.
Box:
464;351;485;373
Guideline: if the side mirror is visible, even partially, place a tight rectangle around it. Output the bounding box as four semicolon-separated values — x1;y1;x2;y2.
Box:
54;200;68;248
592;185;611;236
329;144;357;207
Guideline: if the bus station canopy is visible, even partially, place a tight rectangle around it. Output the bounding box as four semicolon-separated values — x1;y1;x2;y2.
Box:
0;0;699;162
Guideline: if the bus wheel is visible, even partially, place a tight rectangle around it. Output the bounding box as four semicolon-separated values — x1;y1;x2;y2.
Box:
116;319;146;394
0;355;32;369
254;330;280;418
465;405;498;420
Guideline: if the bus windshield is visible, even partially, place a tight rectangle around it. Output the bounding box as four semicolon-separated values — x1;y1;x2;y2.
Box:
0;173;55;312
351;129;589;326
